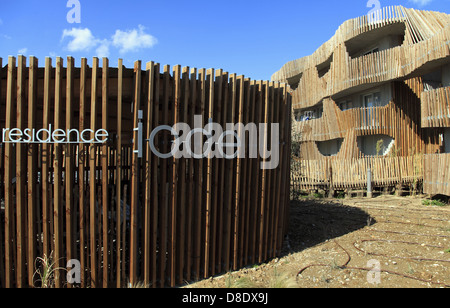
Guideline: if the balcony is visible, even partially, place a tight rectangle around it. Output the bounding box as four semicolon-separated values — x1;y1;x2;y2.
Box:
294;103;392;143
290;24;450;109
421;86;450;128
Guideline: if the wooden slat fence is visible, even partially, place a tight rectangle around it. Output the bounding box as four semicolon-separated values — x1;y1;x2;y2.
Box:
424;154;450;196
291;155;423;191
0;56;292;288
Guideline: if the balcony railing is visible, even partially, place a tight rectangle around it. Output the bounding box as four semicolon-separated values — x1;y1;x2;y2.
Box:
424;153;450;196
421;86;450;128
294;105;390;142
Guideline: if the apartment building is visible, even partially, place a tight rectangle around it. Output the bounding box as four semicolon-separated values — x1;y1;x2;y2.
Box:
273;6;450;196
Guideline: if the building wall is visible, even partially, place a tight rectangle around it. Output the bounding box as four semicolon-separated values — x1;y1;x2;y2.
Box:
443;64;450;87
445;128;450;153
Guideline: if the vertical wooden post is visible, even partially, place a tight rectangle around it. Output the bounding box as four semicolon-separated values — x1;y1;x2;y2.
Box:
65;57;75;288
233;75;244;270
53;57;64;288
101;57;109;288
151;63;160;287
258;81;270;264
89;57;99;288
4;56;16;288
79;58;87;288
187;67;197;281
115;59;123;287
204;68;214;277
42;57;52;260
27;56;38;288
143;61;155;286
129;60;142;286
0;57;4;288
15;55;26;288
169;65;181;286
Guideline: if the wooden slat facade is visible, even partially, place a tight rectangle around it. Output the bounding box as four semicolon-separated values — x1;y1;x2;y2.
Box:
424;154;450;196
421;86;450;128
0;56;292;288
273;5;450;196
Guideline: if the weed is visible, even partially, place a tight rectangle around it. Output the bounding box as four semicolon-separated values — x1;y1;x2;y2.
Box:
422;199;447;207
128;281;150;288
225;274;258;288
406;264;415;275
33;252;66;288
268;268;297;288
313;192;324;199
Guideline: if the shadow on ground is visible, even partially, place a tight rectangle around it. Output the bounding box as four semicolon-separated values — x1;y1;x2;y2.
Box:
283;199;376;255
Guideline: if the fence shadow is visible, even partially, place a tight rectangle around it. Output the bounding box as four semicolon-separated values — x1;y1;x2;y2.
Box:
283;199;376;255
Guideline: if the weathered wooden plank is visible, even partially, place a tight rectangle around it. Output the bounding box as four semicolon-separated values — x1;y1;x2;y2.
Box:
42;57;52;261
4;56;16;288
204;68;214;278
25;57;39;287
53;57;64;288
65;57;75;288
151;63;160;287
15;55;26;288
101;57;109;287
129;60;142;286
89;57;99;288
143;61;154;286
79;57;88;288
0;57;4;288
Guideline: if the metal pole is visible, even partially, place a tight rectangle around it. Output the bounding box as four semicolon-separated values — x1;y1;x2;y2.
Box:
367;167;373;198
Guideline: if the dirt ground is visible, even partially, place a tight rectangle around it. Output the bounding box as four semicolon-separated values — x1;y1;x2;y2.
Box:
186;195;450;288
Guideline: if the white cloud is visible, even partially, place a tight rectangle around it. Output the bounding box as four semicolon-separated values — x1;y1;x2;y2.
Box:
409;0;433;6
62;25;157;58
112;25;157;54
18;48;28;55
96;40;110;58
62;28;99;52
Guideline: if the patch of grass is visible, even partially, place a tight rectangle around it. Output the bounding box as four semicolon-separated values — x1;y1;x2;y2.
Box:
422;199;448;207
336;191;345;199
406;263;415;275
128;281;150;288
444;248;450;254
312;192;324;199
267;269;297;288
225;275;258;288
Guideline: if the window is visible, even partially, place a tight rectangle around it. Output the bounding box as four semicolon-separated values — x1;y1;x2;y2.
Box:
295;104;324;122
357;135;394;156
339;100;353;111
316;138;344;157
363;92;381;108
363;47;379;56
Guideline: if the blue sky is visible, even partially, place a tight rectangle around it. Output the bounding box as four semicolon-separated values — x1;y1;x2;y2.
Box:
0;0;449;80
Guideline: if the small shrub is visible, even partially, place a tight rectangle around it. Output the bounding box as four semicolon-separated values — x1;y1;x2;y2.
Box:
313;192;324;199
422;199;447;207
